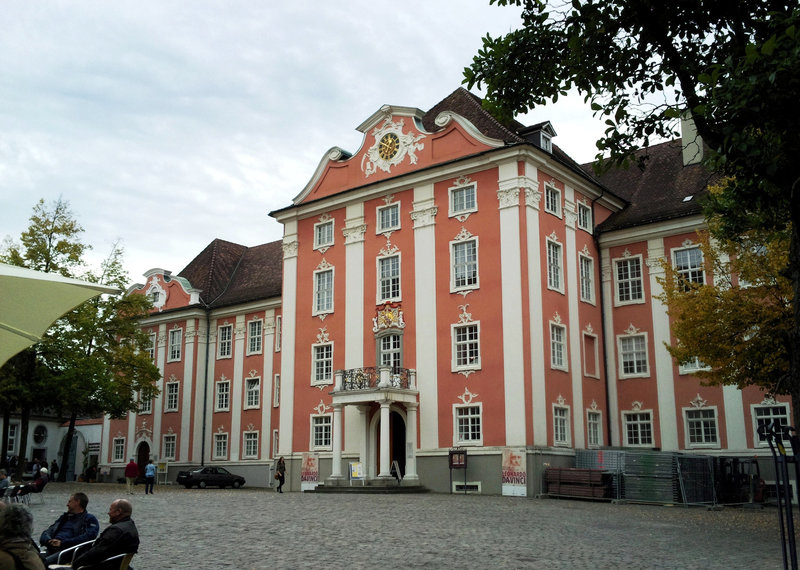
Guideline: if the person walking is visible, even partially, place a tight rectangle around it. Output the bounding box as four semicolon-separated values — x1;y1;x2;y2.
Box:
124;459;138;495
275;457;286;493
49;460;59;480
144;460;156;495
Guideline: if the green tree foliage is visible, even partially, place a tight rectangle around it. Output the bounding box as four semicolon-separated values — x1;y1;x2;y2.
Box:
465;0;800;422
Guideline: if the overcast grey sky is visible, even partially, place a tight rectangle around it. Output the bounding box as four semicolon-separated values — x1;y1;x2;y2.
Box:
1;1;606;283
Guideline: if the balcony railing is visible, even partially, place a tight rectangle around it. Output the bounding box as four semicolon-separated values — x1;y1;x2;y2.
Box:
335;366;416;392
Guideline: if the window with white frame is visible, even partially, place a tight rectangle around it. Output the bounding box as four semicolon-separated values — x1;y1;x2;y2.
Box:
217;324;233;358
168;329;182;362
454;404;482;445
275;315;282;352
272;429;279;458
674;246;705;290
6;424;18;455
147;333;156;361
547;239;563;292
679;356;708;375
113;437;125;462
587;410;602;447
377;202;400;233
577;202;592;231
623;411;653;446
553;405;570;446
379;333;402;370
452;239;478;291
579;254;594;303
243;431;259;458
583;333;599;378
245;377;261;409
685;408;718;446
163;434;176;461
614;256;644;304
215;380;230;411
754;403;791;444
550;323;567;370
248;319;263;354
314;219;334;249
449;183;477;217
312;415;332;449
273;374;280;407
544;184;561;217
452;323;480;370
214;433;228;459
378;255;401;302
313;268;334;315
138;394;152;414
165;382;179;412
618;333;649;377
312;343;333;385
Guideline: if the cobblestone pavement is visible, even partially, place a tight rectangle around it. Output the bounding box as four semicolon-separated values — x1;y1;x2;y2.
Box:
26;482;796;569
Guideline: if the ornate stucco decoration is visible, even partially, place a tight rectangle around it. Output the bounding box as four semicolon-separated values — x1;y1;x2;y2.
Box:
761;395;778;405
342;224;367;244
379;236;399;257
373;304;406;332
316;327;330;344
624;323;640;335
247;369;259;379
136;419;152;441
457;387;479;405
552;312;562;325
145;276;167;312
361;118;425;177
316;258;333;271
497;186;521;210
524;182;542;210
316;214;333;254
453;227;473;242
451;176;475;222
313;400;332;415
622;248;632;258
631;400;644;412
246;423;256;432
581;244;591;257
564;201;578;229
282;239;299;259
216;425;226;434
589;400;599;411
690;394;708;408
410;205;437;228
584;323;594;334
264;316;276;335
556;394;567;406
457;304;473;324
682;238;696;248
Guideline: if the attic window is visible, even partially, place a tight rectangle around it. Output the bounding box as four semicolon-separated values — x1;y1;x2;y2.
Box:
540;133;552;153
682;195;694;202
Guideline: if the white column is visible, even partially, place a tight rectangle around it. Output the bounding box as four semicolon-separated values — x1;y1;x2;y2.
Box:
564;189;585;448
378;402;391;478
330;404;343;478
261;311;276;459
723;385;748;450
404;403;419;482
229;315;246;460
357;405;370;471
600;251;620;445
278;224;299;457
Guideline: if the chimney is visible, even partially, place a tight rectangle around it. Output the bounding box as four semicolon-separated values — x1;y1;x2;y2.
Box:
681;112;703;166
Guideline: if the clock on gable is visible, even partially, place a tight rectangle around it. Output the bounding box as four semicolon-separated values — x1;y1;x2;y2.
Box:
362;118;425;177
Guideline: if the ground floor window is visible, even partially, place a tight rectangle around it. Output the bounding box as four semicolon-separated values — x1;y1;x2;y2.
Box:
754;403;790;444
214;433;229;459
685;408;718;446
243;432;259;458
113;437;125;462
162;434;176;461
587;410;602;447
312;415;332;450
623;411;653;447
553;405;570;446
454;404;482;445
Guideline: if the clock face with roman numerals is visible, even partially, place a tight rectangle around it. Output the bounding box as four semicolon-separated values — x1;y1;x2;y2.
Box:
378;132;400;160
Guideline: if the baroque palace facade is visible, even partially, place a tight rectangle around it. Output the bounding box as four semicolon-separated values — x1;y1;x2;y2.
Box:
101;88;789;494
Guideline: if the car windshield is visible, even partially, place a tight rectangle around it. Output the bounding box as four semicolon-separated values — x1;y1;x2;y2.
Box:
217;467;230;474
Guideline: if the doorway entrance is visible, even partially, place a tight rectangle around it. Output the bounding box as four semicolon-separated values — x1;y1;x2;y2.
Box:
135;441;150;480
375;410;406;478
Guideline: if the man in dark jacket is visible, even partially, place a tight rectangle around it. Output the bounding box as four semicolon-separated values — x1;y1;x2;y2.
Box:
71;498;139;570
40;492;100;564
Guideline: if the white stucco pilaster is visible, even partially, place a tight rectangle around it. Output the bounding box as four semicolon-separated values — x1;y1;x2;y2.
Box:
497;161;527;446
189;318;208;463
261;312;276;459
723;385;748;450
524;163;547;446
411;183;438;449
600;249;620;446
229;315;246;460
564;187;585;448
278;222;298;456
178;319;196;462
647;238;679;450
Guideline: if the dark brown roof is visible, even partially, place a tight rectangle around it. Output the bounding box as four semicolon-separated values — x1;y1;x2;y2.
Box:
178;239;283;309
589;139;718;233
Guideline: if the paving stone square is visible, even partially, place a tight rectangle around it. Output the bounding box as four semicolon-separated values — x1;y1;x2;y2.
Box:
27;482;796;569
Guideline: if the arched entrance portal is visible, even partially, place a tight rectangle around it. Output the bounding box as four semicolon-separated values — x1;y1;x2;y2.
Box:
135;441;150;480
375;410;406;478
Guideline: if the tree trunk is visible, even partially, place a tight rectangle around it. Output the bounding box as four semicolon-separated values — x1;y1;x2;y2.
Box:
15;406;30;480
59;412;78;482
790;194;800;429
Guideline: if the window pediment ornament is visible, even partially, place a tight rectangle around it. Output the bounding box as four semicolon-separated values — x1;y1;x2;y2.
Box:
361;118;425;177
690;394;707;408
316;327;330;344
584;323;594;334
145;276;167;312
453;227;473;242
136;418;152;440
457;304;473;324
379;236;399;256
246;423;256;432
316;258;333;271
457;387;479;405
581;244;591;257
556;394;566;406
624;323;640;335
168;374;178;383
589;400;599;411
247;369;259;378
761;395;778;405
552;312;562;325
631;400;643;411
166;426;175;435
622;248;632;258
548;231;560;244
682;238;696;248
372;304;406;332
216;425;226;434
313;400;332;414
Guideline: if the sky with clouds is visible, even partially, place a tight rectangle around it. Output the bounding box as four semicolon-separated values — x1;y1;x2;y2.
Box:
1;1;607;283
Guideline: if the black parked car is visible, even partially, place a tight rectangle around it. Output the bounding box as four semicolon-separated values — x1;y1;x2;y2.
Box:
176;466;245;489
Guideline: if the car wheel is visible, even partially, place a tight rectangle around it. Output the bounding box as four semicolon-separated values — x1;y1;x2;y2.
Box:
199;481;206;489
233;481;241;489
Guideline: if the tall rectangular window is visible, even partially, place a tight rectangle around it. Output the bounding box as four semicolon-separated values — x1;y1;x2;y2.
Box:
218;324;233;358
624;411;653;446
313;343;333;385
274;315;282;352
214;433;228;459
312;415;332;449
138;394;152;414
379;334;402;369
163;434;176;461
168;329;182;362
453;323;480;370
452;239;478;291
544;185;561;216
377;203;400;232
587;411;602;447
579;254;594;303
215;380;230;411
455;405;482;445
147;333;156;361
273;374;280;408
754;404;790;444
577;202;592;231
583;333;598;378
245;377;261;409
674;246;705;290
550;323;567;370
165;382;179;412
7;424;18;455
553;406;570;445
248;320;262;354
113;437;125;462
547;240;563;292
619;334;648;377
314;269;334;314
686;409;718;446
378;255;401;302
243;432;259;458
314;220;334;249
450;184;477;216
615;257;644;303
